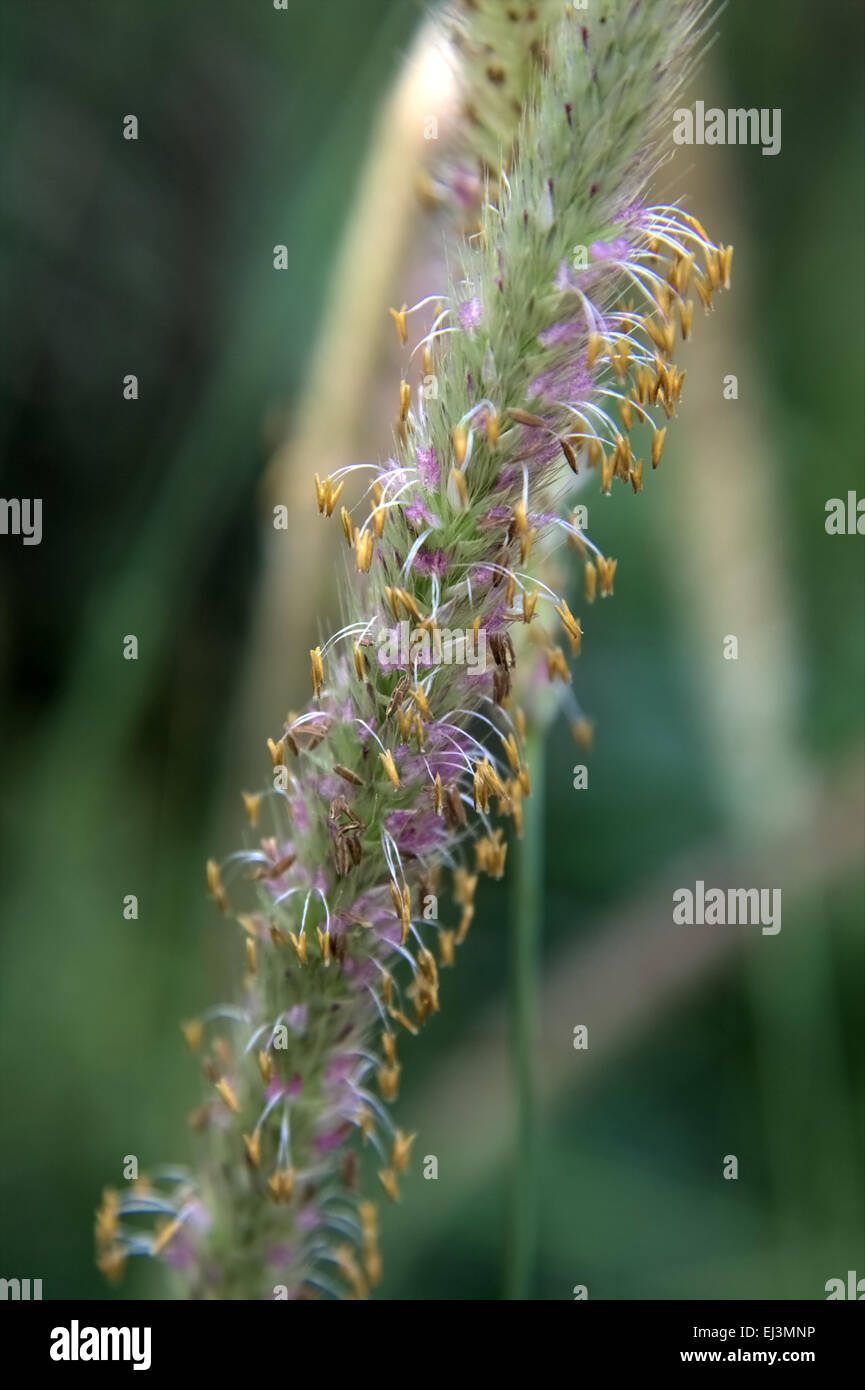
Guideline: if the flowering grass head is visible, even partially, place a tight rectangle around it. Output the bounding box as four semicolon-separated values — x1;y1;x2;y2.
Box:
97;0;730;1299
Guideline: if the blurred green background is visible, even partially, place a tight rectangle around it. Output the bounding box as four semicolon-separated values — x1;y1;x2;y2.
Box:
1;0;862;1300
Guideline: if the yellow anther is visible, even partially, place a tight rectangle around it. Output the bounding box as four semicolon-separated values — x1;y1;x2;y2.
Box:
389;304;408;346
652;426;666;469
95;1190;119;1257
673;253;693;295
454;867;478;906
267;736;285;766
500;731;520;773
314;474;343;517
206;859;228;913
412;684;430;720
335;1244;369;1300
597;556;618;597
96;1247;127;1284
181;1019;203;1053
585;559;597;603
379;749;401;789
646;316;675;356
215;1078;240;1115
695;275;713;311
268;1169;295;1204
719;244;733;289
288;931;308;965
355;529;374;572
388;1006;418;1036
683;211;710;240
455;902;474;944
546;645;571;683
397;588;421;623
554;598;582;655
586;333;605;369
377;1063;401;1100
475;828;508;878
310;646;325;697
655;281;673;315
473;762;490;813
601;451;614;494
449;467;469;509
452;424;468;466
508;777;524;836
391;1129;416;1174
151;1217;182;1257
378;1168;400;1203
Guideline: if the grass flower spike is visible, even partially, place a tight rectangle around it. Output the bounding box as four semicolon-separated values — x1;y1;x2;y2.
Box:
98;0;730;1299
